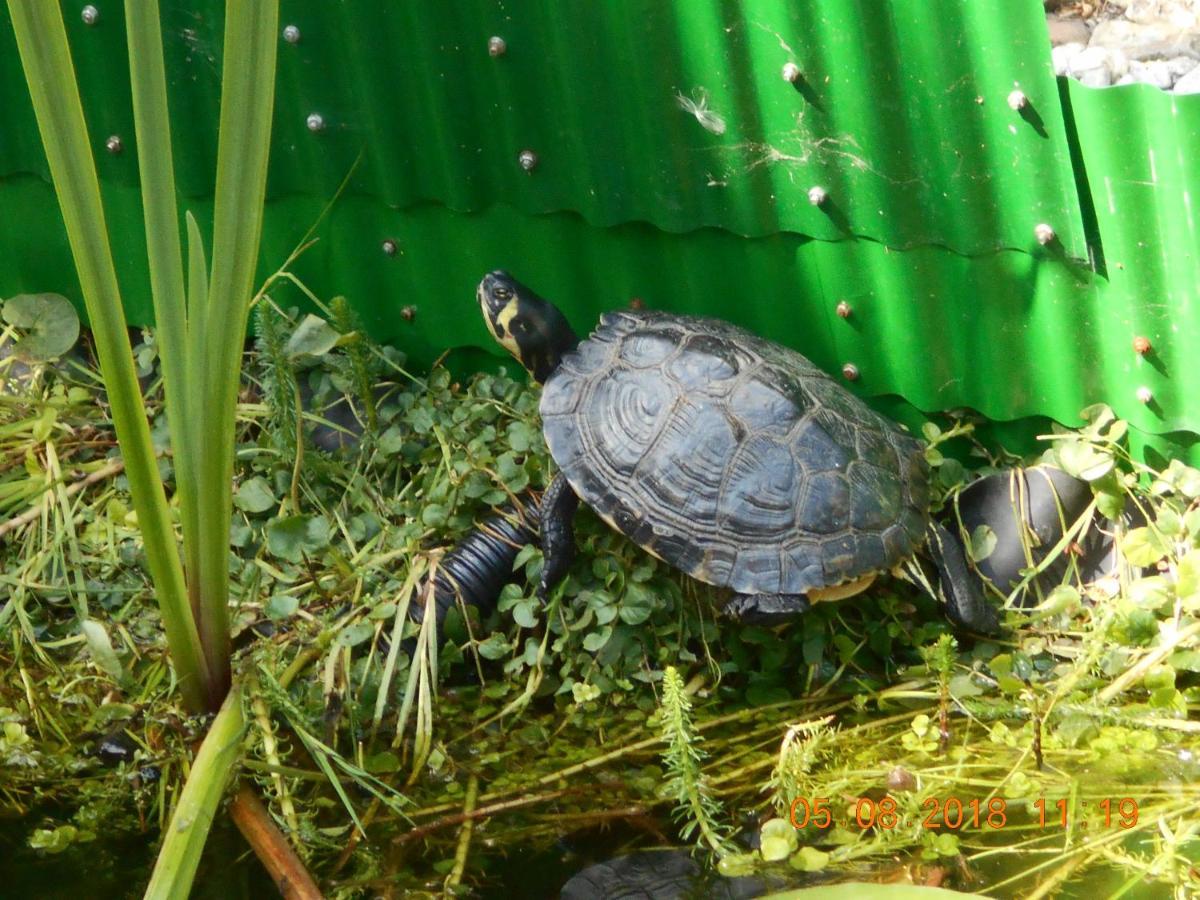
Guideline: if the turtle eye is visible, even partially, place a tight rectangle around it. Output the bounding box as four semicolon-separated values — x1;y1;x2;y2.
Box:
493;286;512;302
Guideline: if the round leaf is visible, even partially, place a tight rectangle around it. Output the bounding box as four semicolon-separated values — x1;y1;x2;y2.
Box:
234;476;276;513
284;314;340;359
2;293;80;361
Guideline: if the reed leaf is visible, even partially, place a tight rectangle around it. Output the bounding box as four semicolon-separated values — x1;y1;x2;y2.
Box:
124;0;204;637
193;0;281;695
143;684;245;900
6;0;210;710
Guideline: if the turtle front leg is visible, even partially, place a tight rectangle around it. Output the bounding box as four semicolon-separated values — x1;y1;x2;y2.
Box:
539;472;580;604
724;593;811;624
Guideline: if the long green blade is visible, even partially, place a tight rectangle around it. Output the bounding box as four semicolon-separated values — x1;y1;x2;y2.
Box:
194;0;280;694
124;0;203;634
143;683;244;900
6;0;210;711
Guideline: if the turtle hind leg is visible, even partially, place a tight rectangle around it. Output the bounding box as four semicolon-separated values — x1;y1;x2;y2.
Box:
925;521;1001;634
724;593;811;624
538;472;580;605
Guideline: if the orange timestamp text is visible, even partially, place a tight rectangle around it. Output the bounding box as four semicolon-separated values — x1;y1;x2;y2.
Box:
789;796;1141;831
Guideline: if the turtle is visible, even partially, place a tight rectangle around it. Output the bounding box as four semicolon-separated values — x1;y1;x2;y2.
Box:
470;270;999;633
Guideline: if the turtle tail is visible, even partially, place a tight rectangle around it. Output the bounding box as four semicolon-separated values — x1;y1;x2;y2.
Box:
923;521;1001;635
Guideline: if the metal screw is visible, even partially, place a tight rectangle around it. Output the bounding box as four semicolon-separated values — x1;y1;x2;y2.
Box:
283;24;300;44
518;149;538;171
1007;89;1028;111
381;239;398;257
781;62;801;83
1133;335;1151;355
835;301;852;319
306;112;325;133
1034;223;1055;245
841;363;860;381
400;305;417;321
807;186;827;206
1136;386;1153;404
488;36;507;57
81;5;99;25
105;135;123;154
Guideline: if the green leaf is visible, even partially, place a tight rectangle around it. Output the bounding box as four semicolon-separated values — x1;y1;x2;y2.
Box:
1128;576;1171;609
759;818;798;862
476;634;512;660
1096;488;1125;521
1120;527;1169;567
787;846;831;872
512;599;539;629
336;622;375;647
921;422;942;443
80;619;125;683
285;314;340;359
266;514;331;563
264;594;299;619
2;293;80;361
233;476;275;513
969;524;997;562
1177;551;1200;608
618;583;656;625
1056;441;1114;482
583;626;613;652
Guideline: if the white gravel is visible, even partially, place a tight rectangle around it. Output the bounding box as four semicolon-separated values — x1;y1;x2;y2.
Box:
1048;0;1200;92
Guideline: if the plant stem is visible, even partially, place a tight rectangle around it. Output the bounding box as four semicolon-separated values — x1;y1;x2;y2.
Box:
144;684;245;899
228;785;323;900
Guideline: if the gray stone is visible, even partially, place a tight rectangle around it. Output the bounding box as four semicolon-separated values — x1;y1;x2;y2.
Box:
1069;46;1117;86
1047;14;1091;46
1053;42;1086;76
1115;73;1138;85
1165;56;1198;78
1089;18;1200;61
1175;64;1200;93
1129;59;1175;88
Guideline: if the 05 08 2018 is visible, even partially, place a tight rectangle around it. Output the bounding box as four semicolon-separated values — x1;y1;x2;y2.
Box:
789;796;1141;831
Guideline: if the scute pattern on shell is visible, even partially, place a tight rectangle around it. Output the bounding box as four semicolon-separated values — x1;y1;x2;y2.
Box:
540;310;930;595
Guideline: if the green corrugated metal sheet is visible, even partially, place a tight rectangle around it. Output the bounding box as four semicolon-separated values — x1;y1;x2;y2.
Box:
0;1;1198;458
0;1;1085;254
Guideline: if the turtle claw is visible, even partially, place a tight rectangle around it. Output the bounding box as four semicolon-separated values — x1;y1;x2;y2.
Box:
725;593;811;624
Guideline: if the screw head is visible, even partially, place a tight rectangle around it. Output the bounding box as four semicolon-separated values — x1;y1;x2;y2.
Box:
835;301;852;319
104;134;122;154
807;186;827;206
282;24;300;44
306;112;325;133
81;5;99;25
629;297;645;310
1007;89;1028;111
1136;386;1153;404
518;149;538;171
1034;223;1055;245
381;239;398;257
781;62;801;83
841;363;860;381
488;36;507;57
1133;335;1151;355
400;305;417;321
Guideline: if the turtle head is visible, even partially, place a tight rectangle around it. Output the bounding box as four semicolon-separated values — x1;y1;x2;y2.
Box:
477;271;578;383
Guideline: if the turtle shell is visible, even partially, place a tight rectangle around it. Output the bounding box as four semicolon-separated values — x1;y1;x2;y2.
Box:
539;310;930;595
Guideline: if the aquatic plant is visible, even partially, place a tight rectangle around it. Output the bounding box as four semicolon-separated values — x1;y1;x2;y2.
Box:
3;0;319;894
